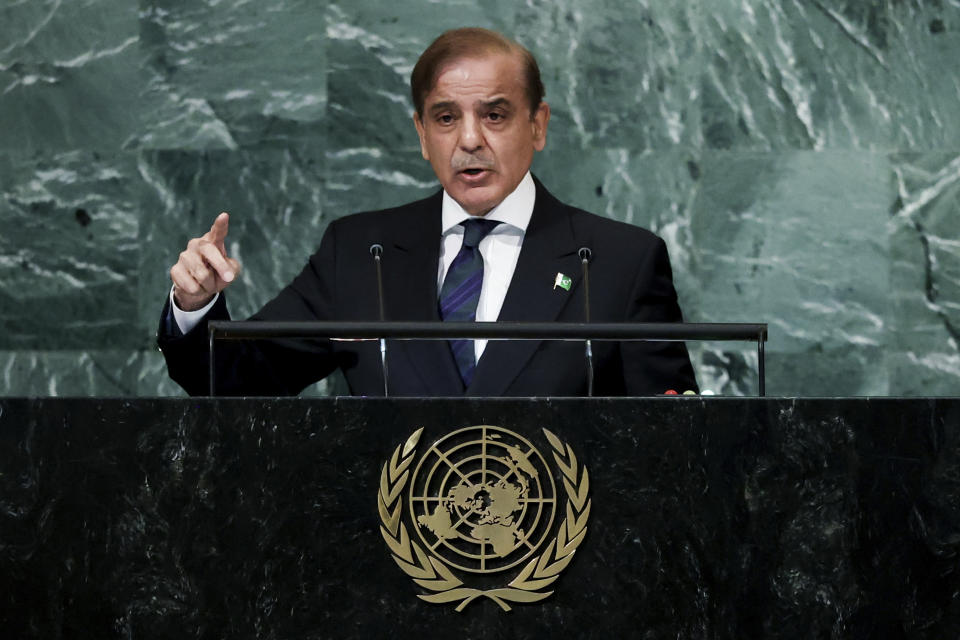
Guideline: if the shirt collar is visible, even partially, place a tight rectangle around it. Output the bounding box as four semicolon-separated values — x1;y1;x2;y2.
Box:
441;172;536;235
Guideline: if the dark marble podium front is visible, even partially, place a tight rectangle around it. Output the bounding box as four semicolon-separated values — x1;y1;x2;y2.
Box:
1;398;958;639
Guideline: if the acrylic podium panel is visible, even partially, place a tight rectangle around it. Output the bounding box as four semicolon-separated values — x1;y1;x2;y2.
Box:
1;397;958;638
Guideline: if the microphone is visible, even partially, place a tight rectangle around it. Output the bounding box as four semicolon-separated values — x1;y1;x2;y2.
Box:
369;243;388;396
579;247;594;397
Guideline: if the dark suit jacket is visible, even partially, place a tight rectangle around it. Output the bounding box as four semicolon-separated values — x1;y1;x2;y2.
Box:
158;179;698;396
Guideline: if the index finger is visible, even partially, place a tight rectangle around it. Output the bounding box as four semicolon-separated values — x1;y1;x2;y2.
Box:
206;212;230;249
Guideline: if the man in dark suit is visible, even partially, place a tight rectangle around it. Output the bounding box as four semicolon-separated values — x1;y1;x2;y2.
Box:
158;27;697;397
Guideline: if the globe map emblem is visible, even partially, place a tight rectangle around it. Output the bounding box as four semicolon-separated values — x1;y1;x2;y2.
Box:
408;425;558;574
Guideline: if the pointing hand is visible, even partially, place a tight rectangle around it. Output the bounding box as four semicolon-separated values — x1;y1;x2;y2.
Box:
169;212;242;311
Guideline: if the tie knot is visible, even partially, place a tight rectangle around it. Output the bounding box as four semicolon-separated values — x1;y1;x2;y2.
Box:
460;218;501;248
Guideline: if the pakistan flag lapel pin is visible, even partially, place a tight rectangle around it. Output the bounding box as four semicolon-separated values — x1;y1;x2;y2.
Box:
553;272;572;291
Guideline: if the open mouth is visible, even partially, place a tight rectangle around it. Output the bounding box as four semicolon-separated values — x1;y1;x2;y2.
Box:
461;168;486;176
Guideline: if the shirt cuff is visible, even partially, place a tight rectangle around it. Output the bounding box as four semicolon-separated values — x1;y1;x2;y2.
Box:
169;286;219;335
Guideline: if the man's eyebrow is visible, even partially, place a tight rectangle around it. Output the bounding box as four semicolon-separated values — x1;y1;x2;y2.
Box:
481;97;512;110
426;97;513;115
427;101;458;115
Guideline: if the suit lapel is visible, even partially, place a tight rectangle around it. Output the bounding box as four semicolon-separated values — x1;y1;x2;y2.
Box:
467;181;583;396
382;192;463;395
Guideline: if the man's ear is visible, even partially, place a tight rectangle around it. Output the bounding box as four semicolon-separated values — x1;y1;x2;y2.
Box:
413;112;430;161
532;101;550;152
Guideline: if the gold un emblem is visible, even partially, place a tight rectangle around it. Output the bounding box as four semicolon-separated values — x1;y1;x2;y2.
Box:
377;425;591;611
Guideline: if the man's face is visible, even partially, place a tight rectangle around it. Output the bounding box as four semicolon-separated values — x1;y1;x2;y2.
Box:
413;52;550;216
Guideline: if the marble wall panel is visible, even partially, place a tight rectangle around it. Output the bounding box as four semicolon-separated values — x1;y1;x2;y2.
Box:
515;0;703;151
0;150;143;350
0;0;957;397
884;2;960;150
531;147;700;294
691;345;759;396
323;147;437;217
690;151;891;342
0;0;142;152
0;350;151;397
137;0;326;151
690;150;893;395
888;152;960;395
699;0;960;151
766;345;889;397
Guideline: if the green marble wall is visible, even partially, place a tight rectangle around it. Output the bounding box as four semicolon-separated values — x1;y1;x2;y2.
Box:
1;0;958;397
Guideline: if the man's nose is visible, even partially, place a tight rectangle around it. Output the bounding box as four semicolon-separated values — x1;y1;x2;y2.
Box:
458;115;483;151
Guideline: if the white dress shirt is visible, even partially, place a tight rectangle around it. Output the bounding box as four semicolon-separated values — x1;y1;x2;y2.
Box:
438;171;535;360
172;171;537;361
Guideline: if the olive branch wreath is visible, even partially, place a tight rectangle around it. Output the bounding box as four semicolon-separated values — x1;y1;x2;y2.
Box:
377;426;591;612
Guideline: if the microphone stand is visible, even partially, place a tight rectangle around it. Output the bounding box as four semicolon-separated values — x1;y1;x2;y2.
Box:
370;244;389;397
579;247;594;397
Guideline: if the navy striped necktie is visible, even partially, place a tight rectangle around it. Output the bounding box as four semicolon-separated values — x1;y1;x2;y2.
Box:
438;218;501;387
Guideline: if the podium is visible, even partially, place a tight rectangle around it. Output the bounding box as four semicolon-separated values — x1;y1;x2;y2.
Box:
1;397;957;638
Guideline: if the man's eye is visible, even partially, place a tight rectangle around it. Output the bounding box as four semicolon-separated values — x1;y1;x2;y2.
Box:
487;112;504;122
437;114;454;124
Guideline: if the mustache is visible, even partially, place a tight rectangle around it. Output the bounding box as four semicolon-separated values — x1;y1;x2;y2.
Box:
451;155;495;172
